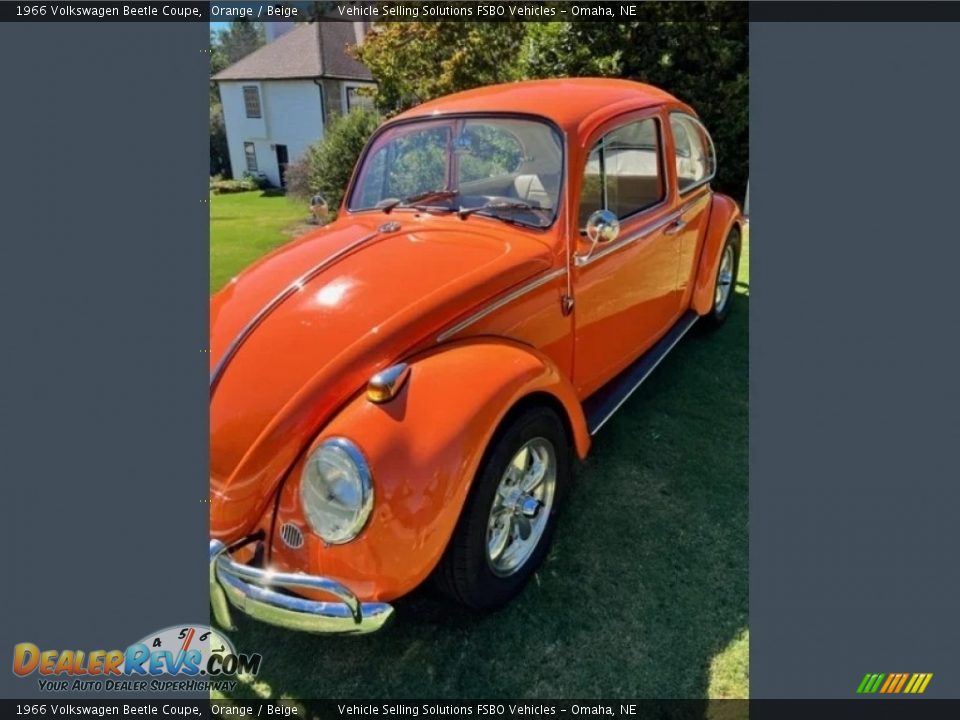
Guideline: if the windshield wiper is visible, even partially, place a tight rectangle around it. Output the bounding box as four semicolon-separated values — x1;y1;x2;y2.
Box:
458;200;541;221
405;188;459;205
378;189;459;214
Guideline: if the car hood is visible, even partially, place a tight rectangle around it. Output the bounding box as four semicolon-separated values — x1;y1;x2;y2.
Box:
209;214;554;541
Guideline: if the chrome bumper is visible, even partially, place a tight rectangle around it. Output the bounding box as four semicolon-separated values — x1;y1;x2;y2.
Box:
209;540;394;634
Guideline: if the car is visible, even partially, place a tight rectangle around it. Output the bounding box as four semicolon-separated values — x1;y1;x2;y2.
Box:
209;78;744;634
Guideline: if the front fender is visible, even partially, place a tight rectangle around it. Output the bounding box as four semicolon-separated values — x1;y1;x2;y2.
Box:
691;193;743;315
268;338;589;602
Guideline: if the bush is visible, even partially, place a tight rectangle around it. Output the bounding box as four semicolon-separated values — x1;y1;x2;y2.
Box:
285;107;381;211
210;173;270;194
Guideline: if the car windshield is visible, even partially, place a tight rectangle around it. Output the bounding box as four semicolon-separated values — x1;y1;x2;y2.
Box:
348;116;563;229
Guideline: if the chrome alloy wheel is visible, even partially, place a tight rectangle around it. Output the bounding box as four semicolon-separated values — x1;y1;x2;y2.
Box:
485;438;557;577
714;244;735;313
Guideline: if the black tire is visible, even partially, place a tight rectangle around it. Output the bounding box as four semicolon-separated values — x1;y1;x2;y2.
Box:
702;227;741;329
435;405;571;611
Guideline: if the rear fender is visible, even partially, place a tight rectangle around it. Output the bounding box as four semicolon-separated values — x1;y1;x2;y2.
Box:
269;338;589;602
691;193;743;315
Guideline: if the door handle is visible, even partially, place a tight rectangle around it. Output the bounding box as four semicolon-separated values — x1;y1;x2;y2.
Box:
664;218;687;236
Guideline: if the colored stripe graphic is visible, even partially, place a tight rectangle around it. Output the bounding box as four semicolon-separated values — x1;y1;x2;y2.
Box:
857;673;884;693
859;672;933;694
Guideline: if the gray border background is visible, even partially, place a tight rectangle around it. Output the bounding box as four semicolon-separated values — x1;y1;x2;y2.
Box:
2;17;959;701
0;23;209;698
751;22;960;697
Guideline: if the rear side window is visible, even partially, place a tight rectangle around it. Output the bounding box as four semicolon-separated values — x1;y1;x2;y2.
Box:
579;117;664;228
670;114;716;193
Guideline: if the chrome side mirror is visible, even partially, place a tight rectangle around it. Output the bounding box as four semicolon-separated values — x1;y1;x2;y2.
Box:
577;209;620;264
586;209;620;244
310;194;329;225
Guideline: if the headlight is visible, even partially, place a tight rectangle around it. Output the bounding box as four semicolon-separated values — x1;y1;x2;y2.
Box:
300;437;374;545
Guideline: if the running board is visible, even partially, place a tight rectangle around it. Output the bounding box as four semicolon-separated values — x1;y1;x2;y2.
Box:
583;310;700;435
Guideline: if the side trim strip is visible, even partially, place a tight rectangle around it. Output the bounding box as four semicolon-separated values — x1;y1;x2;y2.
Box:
435;268;567;343
575;193;709;268
209;231;380;396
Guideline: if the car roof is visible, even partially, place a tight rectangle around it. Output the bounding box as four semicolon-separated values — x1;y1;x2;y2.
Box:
392;78;680;132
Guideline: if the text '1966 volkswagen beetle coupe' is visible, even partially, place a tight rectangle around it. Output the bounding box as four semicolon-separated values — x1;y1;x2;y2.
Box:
209;79;743;634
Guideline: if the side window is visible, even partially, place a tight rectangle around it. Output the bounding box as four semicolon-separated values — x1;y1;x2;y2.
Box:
670;114;716;193
579;117;663;228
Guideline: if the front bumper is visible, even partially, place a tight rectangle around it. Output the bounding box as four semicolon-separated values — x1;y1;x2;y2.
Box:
209;540;394;634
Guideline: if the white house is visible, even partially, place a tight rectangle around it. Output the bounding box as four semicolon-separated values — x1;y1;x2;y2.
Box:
214;22;376;188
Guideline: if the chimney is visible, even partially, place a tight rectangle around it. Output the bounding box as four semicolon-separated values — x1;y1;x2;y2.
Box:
353;21;368;45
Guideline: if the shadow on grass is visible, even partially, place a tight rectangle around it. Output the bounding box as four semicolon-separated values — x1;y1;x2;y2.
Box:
218;293;748;700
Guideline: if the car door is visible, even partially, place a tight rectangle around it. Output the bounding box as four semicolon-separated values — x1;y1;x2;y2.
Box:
572;111;684;398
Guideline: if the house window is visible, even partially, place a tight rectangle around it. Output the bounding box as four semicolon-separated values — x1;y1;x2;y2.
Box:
243;142;258;173
242;86;262;118
345;84;374;112
579;117;664;227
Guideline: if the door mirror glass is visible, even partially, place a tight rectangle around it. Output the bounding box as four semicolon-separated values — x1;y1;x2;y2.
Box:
585;208;620;245
577;209;620;265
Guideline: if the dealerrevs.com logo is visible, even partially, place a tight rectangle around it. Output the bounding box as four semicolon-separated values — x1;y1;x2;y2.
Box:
12;624;261;693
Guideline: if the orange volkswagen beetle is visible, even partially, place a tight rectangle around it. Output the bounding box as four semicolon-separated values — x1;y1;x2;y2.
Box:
209;79;743;634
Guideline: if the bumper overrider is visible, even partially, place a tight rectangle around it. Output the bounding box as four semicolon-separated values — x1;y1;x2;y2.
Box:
209;540;394;634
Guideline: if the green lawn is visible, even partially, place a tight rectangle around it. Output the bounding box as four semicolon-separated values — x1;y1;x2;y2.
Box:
210;193;748;701
209;191;312;292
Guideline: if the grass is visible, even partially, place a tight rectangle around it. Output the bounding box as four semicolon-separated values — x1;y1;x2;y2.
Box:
209;191;312;292
210;193;749;701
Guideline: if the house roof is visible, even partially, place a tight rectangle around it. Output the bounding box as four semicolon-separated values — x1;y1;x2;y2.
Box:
213;23;373;82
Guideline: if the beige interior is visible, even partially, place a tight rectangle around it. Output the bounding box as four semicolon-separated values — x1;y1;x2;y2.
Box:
513;174;553;208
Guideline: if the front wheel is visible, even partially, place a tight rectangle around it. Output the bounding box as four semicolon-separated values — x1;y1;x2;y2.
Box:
435;406;571;611
703;228;741;328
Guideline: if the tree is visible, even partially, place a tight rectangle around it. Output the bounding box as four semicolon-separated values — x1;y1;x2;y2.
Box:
351;23;527;115
215;20;265;65
285;107;382;211
520;7;748;200
352;9;748;200
210;102;230;177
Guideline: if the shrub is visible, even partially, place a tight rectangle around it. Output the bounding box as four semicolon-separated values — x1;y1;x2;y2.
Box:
285;107;381;211
210;173;270;194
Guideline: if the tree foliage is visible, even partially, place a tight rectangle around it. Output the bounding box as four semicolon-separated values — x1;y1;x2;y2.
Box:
521;8;748;199
351;23;527;113
210;102;230;177
285;107;382;210
352;10;747;199
215;20;265;65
